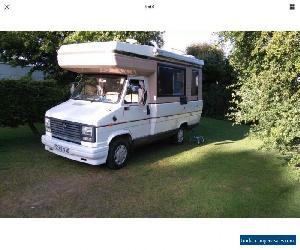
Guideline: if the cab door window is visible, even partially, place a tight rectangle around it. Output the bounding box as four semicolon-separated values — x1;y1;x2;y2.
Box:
124;79;144;104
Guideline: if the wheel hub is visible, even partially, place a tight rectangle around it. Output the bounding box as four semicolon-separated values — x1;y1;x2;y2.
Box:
177;129;184;143
114;145;128;165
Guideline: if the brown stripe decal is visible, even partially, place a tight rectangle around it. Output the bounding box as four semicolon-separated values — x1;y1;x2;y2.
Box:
97;111;201;128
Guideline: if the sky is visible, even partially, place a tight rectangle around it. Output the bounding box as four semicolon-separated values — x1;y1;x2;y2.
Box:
162;31;218;52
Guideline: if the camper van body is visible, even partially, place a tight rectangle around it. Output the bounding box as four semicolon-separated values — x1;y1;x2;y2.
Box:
41;41;204;168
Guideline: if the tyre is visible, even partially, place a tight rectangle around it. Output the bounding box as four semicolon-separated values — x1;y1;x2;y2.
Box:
172;127;185;144
106;137;130;169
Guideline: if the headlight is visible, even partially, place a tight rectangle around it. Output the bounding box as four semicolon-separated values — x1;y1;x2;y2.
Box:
45;117;51;132
82;126;93;137
81;126;95;142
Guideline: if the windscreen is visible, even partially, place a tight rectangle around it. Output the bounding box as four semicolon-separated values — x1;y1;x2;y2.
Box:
71;75;126;103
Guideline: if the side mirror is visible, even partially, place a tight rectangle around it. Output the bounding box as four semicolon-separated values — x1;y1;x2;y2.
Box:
138;88;147;105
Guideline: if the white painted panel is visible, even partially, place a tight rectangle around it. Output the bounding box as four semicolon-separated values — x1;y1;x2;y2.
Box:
149;100;203;134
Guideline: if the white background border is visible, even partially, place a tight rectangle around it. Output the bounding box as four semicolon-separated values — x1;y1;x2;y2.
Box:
0;219;299;250
0;0;300;30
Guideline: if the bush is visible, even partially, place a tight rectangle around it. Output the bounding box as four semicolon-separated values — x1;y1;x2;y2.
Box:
0;79;68;134
220;32;300;166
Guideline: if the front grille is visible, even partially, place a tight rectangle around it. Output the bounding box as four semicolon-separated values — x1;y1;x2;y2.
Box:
50;118;81;144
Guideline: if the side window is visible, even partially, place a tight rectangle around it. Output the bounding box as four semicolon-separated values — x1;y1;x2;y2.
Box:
124;79;142;104
157;65;185;97
191;70;199;96
173;70;185;95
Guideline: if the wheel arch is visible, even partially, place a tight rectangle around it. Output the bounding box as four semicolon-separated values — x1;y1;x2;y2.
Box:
107;131;133;145
178;121;188;129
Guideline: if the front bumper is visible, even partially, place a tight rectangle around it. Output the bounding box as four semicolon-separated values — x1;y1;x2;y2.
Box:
41;135;108;165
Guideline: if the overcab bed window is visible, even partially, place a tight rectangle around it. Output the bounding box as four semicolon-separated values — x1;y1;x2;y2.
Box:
157;64;186;97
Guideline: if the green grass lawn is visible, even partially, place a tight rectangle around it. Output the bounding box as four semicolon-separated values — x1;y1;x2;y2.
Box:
1;118;300;217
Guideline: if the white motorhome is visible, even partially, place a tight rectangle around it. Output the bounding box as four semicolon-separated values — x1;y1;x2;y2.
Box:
41;41;204;169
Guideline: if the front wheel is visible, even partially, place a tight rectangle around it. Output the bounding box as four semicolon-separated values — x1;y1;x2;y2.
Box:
106;138;130;169
172;127;185;144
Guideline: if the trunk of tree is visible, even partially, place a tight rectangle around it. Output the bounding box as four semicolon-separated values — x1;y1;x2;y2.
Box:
28;121;40;136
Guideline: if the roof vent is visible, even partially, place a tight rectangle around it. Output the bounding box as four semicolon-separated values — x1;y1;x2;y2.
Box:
126;39;138;44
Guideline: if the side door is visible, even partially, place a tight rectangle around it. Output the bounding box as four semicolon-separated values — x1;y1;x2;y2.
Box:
122;77;150;140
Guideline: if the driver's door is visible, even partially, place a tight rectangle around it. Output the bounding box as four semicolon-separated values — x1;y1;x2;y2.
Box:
122;77;150;140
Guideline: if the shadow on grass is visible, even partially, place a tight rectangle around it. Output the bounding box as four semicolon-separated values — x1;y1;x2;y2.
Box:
106;148;299;218
144;149;298;217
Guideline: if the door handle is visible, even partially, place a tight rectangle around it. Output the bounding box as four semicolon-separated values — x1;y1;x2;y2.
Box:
124;106;130;111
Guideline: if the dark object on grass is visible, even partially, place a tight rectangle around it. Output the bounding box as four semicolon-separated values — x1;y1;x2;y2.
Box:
190;135;205;145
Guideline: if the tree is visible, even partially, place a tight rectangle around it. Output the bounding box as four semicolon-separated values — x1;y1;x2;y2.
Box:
219;32;300;166
0;31;164;82
186;43;234;119
64;31;164;47
0;32;72;81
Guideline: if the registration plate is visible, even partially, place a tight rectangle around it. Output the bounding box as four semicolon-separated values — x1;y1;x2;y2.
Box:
54;144;70;154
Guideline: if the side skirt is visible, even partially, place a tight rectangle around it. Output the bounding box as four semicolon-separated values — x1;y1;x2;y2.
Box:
132;129;177;147
131;122;199;147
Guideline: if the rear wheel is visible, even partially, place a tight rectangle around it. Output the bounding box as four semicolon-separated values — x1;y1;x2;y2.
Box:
172;127;185;144
106;137;130;169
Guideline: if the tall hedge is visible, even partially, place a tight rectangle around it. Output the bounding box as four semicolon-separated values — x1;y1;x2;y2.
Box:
0;79;68;134
186;43;235;120
220;32;300;166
